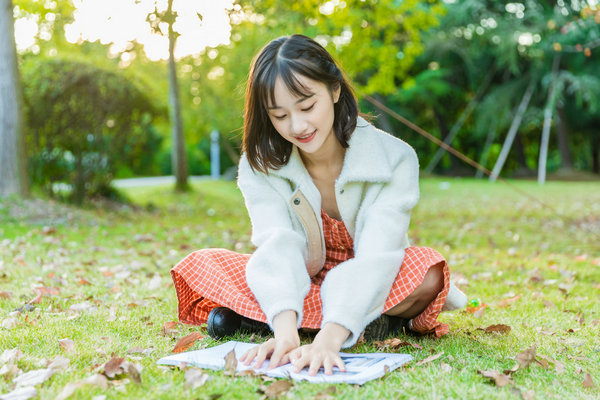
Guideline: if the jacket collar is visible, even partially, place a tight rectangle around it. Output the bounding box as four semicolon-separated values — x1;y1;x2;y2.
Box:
271;117;392;187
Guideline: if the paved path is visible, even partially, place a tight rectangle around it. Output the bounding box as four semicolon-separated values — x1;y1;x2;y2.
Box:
112;176;211;188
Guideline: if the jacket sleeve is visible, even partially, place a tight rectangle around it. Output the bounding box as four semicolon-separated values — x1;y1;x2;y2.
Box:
319;144;420;348
237;155;311;328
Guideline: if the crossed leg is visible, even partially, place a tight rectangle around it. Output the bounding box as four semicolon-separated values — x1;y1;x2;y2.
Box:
384;261;445;320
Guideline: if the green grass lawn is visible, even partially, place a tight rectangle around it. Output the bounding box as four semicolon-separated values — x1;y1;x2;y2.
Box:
0;178;599;399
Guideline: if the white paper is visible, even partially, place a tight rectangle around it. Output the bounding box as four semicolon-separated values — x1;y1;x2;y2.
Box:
157;341;413;385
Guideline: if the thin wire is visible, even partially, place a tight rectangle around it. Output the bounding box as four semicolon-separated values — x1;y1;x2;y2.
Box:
361;93;565;218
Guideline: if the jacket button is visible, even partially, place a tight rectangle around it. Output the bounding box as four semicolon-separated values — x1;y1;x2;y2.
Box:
339;189;344;194
293;198;300;205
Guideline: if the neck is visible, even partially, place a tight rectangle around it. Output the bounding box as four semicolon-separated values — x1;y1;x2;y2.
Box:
299;131;345;176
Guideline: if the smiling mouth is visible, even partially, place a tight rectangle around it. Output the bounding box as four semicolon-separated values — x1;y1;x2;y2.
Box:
296;130;316;143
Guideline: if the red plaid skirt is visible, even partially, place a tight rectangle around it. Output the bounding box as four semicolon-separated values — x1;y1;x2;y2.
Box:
171;210;450;337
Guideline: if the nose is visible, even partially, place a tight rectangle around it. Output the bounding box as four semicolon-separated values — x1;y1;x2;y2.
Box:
290;113;308;136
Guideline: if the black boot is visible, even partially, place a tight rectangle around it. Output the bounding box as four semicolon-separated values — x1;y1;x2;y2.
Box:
362;315;410;341
207;307;271;339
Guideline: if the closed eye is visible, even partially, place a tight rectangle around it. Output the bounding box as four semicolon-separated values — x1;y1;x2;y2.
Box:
302;103;315;112
273;114;286;120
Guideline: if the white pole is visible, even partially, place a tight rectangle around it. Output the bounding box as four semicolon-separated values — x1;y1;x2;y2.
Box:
210;129;220;180
538;55;561;185
490;79;536;182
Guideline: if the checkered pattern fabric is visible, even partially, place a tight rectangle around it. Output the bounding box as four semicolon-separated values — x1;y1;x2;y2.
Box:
171;210;449;337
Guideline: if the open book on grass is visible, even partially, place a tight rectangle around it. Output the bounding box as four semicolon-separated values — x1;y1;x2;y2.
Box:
157;341;412;385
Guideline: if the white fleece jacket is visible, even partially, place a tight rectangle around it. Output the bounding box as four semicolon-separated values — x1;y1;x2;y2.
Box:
237;117;420;348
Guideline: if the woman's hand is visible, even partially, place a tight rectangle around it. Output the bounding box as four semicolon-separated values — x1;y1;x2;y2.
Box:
239;310;300;369
239;336;300;369
288;322;349;376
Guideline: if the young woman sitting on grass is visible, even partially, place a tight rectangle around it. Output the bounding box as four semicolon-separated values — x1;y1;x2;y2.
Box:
171;34;467;376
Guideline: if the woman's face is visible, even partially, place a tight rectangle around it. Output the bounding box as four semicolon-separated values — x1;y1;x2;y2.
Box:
266;74;340;156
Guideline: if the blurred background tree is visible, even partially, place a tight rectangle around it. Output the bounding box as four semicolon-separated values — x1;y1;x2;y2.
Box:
21;58;160;203
0;0;28;198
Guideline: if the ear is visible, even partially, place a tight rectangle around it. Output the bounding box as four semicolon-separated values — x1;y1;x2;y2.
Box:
332;83;341;104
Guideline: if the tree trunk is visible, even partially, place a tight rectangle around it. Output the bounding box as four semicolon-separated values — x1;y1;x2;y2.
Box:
0;0;28;197
167;0;188;192
555;106;574;170
591;131;599;174
514;135;533;175
73;153;84;204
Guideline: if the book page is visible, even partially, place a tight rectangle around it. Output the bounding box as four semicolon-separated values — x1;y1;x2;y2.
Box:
157;341;413;385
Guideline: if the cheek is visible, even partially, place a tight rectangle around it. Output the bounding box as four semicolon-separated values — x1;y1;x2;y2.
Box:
269;118;288;138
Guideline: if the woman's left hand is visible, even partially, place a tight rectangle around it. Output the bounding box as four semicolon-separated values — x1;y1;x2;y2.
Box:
289;342;346;376
288;322;349;376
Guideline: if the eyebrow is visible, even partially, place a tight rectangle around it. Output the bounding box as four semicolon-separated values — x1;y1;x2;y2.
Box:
267;94;314;110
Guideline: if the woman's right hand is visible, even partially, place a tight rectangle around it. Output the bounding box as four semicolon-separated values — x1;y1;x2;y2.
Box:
239;310;300;369
239;336;300;369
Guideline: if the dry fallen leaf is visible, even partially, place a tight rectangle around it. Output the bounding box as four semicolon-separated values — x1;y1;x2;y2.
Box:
260;380;293;399
416;352;444;366
161;321;178;335
515;345;536;369
583;373;595;388
55;383;78;400
0;363;19;379
58;339;75;353
373;338;422;350
77;278;92;286
481;324;511;334
13;368;54;387
1;316;18;329
224;349;237;376
473;307;486;318
171;332;204;354
42;226;57;235
147;274;162;290
0;386;37;400
440;362;452;373
0;291;12;299
554;360;565;374
81;374;109;389
536;357;550;369
238;369;259;377
33;286;60;298
55;374;109;400
127;363;142;386
314;385;336;400
103;357;126;379
503;363;519;375
478;370;513;387
0;348;23;365
529;269;543;283
521;389;535;400
498;295;521;308
542;300;556;309
184;369;209;389
48;356;70;372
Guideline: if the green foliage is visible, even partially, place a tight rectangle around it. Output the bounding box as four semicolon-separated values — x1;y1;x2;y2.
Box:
245;0;445;94
20;57;161;203
375;0;600;175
